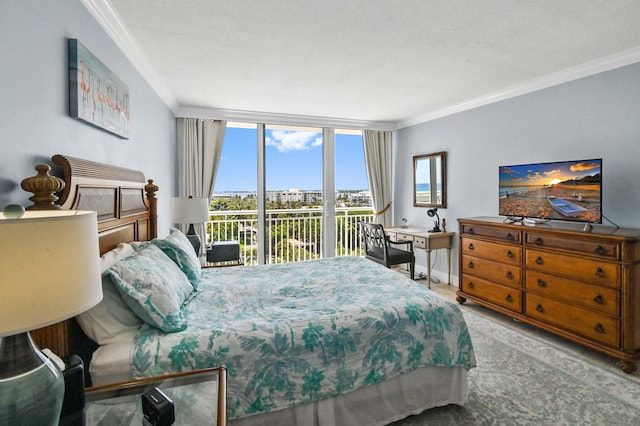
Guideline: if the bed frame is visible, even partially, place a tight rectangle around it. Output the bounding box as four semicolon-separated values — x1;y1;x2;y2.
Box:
26;154;159;357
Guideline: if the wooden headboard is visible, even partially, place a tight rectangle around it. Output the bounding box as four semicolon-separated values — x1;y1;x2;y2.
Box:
26;154;159;357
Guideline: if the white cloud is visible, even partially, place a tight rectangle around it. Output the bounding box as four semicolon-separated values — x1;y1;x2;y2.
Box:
266;130;322;152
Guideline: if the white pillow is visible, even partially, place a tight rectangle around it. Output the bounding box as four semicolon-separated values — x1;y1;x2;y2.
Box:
75;243;143;345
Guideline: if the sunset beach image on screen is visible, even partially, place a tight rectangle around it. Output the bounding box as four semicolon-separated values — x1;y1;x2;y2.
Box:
498;159;602;223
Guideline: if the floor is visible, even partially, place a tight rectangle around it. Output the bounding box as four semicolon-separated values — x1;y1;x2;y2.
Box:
405;272;640;376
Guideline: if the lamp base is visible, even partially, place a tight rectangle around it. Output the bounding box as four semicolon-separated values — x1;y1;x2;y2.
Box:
186;223;201;254
0;333;64;425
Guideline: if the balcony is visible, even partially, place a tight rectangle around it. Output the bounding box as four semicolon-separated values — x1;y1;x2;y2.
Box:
205;207;375;265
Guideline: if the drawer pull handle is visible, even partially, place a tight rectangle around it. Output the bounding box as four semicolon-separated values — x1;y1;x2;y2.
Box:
506;233;514;241
534;237;543;246
594;323;605;334
595;267;604;278
595;245;606;256
468;228;475;235
507;250;514;258
535;256;544;265
467;282;475;289
594;294;604;305
506;271;513;279
537;279;546;288
536;304;544;313
506;294;513;303
468;261;474;269
468;243;475;250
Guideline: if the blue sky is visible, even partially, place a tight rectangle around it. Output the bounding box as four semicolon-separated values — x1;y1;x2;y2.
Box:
215;126;369;192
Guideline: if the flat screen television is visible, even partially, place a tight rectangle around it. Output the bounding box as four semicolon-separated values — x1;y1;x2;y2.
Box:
499;158;602;224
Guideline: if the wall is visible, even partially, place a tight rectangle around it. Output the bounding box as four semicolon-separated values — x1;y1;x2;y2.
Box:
0;0;176;234
394;62;640;282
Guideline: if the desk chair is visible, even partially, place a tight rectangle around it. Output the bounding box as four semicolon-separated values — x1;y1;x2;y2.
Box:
360;222;415;280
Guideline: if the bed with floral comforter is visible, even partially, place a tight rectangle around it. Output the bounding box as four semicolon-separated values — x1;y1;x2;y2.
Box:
130;256;475;420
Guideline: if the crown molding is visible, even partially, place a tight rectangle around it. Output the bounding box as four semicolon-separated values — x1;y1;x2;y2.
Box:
398;46;640;129
176;106;397;131
80;0;179;112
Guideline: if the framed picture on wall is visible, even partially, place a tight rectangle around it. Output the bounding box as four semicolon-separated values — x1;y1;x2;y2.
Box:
68;38;130;139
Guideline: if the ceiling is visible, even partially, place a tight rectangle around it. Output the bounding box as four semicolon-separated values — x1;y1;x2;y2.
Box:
92;0;640;128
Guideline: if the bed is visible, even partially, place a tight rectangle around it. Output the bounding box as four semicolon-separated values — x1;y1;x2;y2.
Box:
28;155;476;426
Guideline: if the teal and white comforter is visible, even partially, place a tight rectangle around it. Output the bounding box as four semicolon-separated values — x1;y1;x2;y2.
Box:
131;256;476;419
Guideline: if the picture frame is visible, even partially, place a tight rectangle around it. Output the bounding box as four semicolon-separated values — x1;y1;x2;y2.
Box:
68;38;130;139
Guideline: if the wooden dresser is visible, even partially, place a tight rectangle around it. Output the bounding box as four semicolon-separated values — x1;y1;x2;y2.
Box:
457;216;640;373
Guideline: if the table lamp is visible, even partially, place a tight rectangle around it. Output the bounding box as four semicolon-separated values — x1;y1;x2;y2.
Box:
0;207;102;424
171;196;209;253
427;208;441;233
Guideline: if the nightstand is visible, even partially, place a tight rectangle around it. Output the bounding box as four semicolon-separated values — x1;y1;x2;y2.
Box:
83;367;227;425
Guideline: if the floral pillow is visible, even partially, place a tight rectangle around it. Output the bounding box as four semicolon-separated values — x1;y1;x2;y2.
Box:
151;228;201;288
106;244;194;332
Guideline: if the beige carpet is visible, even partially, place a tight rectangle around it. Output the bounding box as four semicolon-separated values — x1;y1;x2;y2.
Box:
391;304;640;425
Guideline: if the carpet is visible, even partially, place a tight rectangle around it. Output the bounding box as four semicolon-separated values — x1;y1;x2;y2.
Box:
392;306;640;426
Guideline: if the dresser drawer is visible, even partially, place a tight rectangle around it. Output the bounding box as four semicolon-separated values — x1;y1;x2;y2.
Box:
525;271;620;316
462;255;522;288
461;237;522;265
414;236;426;249
526;232;619;260
525;249;619;288
460;224;521;243
526;294;619;347
461;274;522;312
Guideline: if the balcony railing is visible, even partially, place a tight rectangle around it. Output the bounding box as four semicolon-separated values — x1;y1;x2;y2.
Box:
206;207;375;265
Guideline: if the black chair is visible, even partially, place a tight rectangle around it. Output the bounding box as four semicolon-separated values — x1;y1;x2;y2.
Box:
360;221;415;280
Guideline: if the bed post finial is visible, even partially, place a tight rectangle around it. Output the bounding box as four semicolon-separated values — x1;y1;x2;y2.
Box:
145;179;159;238
21;164;65;210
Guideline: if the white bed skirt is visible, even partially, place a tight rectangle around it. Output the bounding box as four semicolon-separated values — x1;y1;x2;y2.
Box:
230;366;468;426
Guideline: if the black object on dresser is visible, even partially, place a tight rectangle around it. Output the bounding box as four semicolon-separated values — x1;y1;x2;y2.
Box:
457;216;640;373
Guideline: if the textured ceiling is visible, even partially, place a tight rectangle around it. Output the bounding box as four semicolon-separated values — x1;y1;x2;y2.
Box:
104;0;640;125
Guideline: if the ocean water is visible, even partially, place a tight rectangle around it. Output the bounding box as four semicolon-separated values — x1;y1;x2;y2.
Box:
416;183;442;192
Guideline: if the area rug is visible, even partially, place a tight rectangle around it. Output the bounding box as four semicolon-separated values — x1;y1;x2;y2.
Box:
392;306;640;425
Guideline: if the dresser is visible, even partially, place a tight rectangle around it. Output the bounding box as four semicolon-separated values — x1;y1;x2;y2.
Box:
457;216;640;373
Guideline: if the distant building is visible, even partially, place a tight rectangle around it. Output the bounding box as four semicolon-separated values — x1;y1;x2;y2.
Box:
214;189;371;207
266;189;322;204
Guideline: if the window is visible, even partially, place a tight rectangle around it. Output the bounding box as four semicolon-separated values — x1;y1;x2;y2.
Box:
211;123;372;265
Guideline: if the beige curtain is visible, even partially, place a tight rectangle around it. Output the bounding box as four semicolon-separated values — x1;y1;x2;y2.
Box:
176;118;227;252
363;130;393;227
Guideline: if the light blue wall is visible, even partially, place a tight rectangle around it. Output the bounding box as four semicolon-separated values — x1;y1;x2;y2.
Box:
0;0;176;234
395;62;640;280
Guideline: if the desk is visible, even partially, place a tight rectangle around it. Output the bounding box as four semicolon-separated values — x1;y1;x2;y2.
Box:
386;226;455;288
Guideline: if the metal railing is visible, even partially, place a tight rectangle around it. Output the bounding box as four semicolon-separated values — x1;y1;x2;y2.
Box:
205;207;375;265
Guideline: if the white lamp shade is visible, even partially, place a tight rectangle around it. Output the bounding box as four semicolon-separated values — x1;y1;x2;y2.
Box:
171;197;210;224
0;210;103;337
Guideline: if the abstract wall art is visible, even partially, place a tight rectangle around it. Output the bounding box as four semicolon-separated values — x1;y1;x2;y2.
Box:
68;39;130;139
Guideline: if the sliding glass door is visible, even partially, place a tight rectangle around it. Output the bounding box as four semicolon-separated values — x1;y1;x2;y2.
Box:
211;122;372;265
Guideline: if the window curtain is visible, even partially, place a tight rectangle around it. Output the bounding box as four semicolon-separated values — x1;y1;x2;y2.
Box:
176;118;227;253
363;130;392;227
